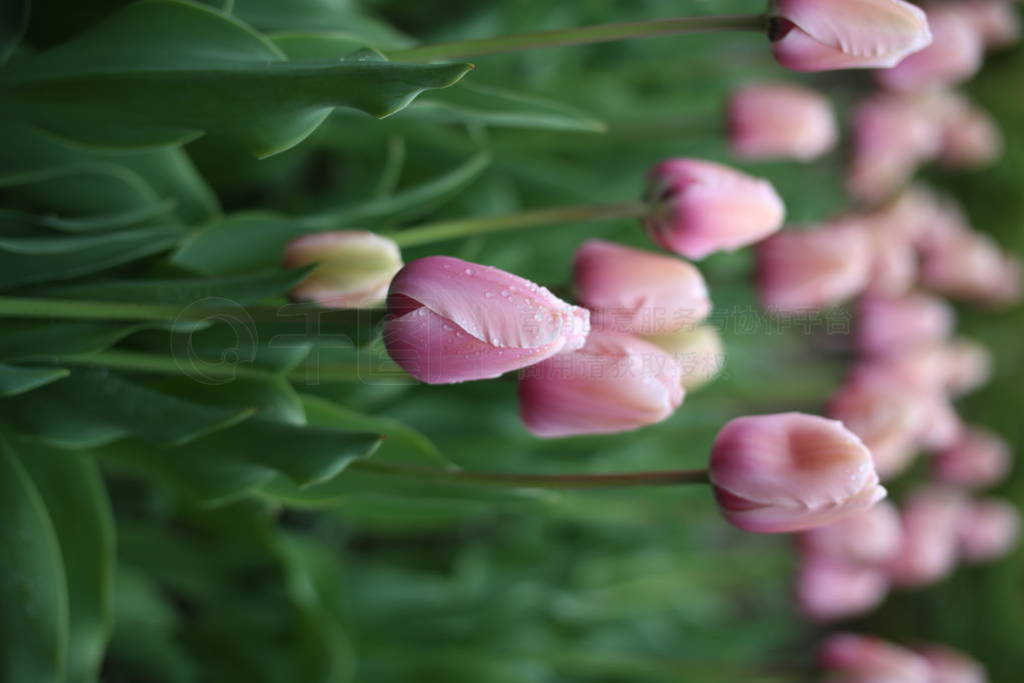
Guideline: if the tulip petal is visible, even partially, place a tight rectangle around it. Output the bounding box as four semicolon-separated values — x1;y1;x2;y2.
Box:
389;255;586;351
776;0;932;68
386;304;568;384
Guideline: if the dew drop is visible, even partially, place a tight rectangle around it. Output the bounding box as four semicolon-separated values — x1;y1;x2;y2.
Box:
464;268;475;276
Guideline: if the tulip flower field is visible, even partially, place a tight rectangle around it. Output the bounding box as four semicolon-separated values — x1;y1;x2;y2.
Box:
2;1;1023;681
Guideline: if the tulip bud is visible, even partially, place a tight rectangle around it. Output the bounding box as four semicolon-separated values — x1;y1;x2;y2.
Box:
518;329;683;438
958;498;1020;563
937;94;1003;169
800;501;903;565
283;231;403;308
847;94;942;203
727;82;838;161
944;338;993;396
645;324;725;391
820;633;931;683
709;412;886;534
756;221;872;314
385;256;590;385
935;427;1012;489
856;293;955;357
887;486;967;587
827;373;925;480
921;229;1018;305
644;159;785;260
876;5;985;93
964;0;1021;49
572;240;710;335
768;0;932;72
917;645;988;683
796;557;888;621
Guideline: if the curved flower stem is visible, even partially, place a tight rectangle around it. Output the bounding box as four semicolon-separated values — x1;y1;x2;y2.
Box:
350;460;710;490
389;201;649;248
385;14;767;63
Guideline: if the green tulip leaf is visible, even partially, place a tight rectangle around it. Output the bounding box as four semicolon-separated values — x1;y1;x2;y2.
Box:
0;224;183;290
172;150;490;274
0;363;70;397
407;82;608;133
0;432;69;683
0;0;472;157
2;369;257;447
14;440;116;683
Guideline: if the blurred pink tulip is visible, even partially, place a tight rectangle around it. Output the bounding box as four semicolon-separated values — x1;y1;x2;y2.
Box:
918;644;988;683
887;486;967;587
847;94;942;203
573;240;710;335
935;93;1003;169
518;329;683;438
958;498;1021;563
935;427;1012;489
800;501;903;565
644;159;785;260
645;324;725;391
769;0;932;72
820;633;931;683
795;556;888;621
921;229;1020;305
944;338;993;396
963;0;1021;49
385;256;590;384
827;372;925;479
876;4;985;92
916;393;964;452
284;231;402;309
727;82;837;161
756;220;872;314
856;293;955;357
709;412;885;534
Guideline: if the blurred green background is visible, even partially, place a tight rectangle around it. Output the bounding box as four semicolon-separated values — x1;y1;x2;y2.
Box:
1;1;1022;681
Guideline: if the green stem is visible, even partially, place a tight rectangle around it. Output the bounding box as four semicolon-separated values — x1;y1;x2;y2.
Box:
0;295;383;327
350;460;709;490
49;350;404;384
385;14;767;63
390;201;648;248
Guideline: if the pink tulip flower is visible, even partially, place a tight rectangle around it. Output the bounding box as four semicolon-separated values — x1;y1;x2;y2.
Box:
958;498;1021;563
385;256;590;384
917;645;988;683
645;324;725;391
820;633;931;683
944;338;993;396
796;556;889;621
756;221;873;314
856;293;955;357
827;373;926;480
709;413;886;534
963;0;1021;49
935;93;1003;169
876;4;985;93
887;486;967;587
935;427;1012;489
847;94;942;203
921;229;1018;305
644;159;785;260
769;0;932;72
727;82;838;161
800;501;903;566
284;231;403;308
573;240;710;335
518;329;683;438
